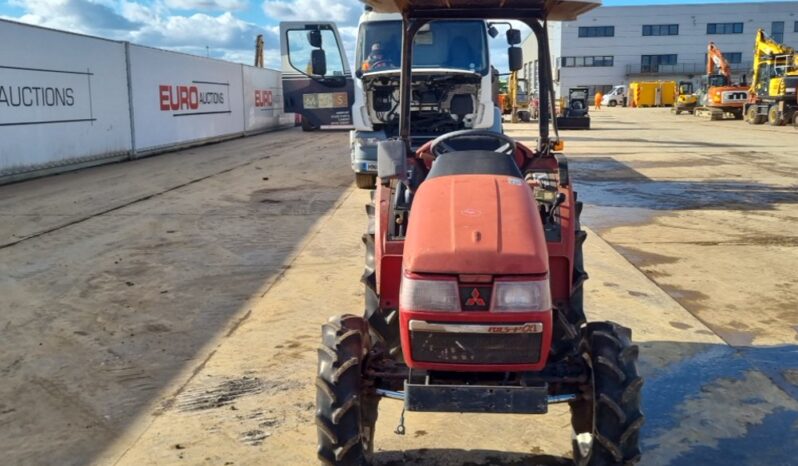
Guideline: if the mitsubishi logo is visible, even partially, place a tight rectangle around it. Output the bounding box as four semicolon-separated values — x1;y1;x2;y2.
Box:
465;288;486;307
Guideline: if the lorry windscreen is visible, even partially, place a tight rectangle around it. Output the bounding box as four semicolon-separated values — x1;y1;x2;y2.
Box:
356;20;488;75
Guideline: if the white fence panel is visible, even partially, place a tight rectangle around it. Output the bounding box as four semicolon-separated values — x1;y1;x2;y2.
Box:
242;66;295;133
129;45;245;154
0;20;132;179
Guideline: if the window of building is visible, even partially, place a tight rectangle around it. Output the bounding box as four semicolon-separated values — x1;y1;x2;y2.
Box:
726;52;743;64
707;22;743;34
794;21;798;33
705;52;743;64
772;21;785;43
641;54;677;72
578;26;615;38
643;24;679;36
561;56;614;67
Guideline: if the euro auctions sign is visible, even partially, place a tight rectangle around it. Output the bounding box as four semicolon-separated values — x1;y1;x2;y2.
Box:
254;89;273;108
158;81;230;116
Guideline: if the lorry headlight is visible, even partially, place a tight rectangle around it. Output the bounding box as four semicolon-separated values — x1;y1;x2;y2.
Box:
400;276;460;312
492;279;551;312
355;136;381;147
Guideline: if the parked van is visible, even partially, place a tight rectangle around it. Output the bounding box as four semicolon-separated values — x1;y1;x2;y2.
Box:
602;85;627;107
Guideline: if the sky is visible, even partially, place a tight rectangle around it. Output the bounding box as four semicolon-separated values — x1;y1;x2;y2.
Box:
0;0;784;70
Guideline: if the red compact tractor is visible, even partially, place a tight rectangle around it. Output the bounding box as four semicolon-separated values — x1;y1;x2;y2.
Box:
315;1;643;465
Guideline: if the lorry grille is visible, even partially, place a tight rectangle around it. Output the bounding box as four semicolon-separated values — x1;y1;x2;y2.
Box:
410;323;542;365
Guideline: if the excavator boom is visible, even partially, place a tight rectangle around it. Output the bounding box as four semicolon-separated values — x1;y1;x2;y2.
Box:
707;42;731;80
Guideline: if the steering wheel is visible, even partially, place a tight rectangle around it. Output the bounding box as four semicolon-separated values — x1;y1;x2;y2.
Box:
429;129;517;159
369;59;392;71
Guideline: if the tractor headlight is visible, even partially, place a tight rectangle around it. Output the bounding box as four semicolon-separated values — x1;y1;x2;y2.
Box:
492;279;552;312
400;276;460;312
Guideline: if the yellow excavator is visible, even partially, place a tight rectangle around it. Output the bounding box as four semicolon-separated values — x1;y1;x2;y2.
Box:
498;71;532;122
672;81;697;115
744;29;798;126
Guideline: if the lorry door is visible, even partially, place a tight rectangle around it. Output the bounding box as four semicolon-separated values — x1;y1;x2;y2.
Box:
280;22;354;129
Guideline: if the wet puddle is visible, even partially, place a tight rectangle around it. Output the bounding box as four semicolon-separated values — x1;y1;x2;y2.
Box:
570;157;798;232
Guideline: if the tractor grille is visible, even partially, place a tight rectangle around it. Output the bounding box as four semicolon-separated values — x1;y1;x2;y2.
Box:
410;323;542;365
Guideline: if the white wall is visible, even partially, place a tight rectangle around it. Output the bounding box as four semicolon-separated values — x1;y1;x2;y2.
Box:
242;66;296;133
0;19;295;184
0;21;132;178
128;45;246;154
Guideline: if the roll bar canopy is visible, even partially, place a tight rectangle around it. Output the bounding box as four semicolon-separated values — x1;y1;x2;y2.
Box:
361;0;600;21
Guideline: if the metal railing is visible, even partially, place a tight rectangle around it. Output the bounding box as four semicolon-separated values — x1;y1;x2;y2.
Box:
625;62;752;75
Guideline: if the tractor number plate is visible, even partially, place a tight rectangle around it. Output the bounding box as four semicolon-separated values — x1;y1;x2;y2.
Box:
405;382;548;414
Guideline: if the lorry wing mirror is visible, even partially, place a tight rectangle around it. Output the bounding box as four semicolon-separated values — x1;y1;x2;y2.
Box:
506;29;521;45
488;25;499;38
508;47;523;72
377;139;407;184
308;29;322;48
311;49;327;76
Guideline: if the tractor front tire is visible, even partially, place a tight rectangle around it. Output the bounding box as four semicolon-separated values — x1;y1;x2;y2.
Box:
571;322;644;466
316;315;378;466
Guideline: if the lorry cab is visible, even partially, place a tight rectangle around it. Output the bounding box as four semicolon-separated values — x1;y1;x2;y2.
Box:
351;12;501;188
280;10;502;189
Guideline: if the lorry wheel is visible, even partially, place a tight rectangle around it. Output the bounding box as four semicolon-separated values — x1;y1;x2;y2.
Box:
362;197;403;361
571;322;644;466
316;315;378;466
302;118;317;132
768;106;784;126
355;174;376;190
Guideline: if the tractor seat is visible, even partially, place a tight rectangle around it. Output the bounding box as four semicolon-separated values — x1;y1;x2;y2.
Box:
426;151;523;180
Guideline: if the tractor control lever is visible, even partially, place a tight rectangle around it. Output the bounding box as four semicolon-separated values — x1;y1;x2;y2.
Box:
548;193;566;224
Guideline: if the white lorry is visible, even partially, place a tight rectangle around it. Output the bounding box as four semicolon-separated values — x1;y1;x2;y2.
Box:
280;8;503;189
601;84;627;107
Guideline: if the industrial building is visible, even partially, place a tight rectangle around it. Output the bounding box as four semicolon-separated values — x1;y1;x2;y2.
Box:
520;1;798;97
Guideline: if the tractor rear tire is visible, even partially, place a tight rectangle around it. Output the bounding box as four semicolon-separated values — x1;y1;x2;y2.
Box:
362;195;403;361
768;106;784;126
571;322;644;466
355;174;376;190
316;315;378;466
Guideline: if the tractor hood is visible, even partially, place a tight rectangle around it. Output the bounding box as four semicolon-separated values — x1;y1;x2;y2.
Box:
403;174;549;276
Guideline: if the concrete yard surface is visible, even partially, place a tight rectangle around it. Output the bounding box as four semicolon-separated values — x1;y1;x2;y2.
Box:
1;108;797;465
